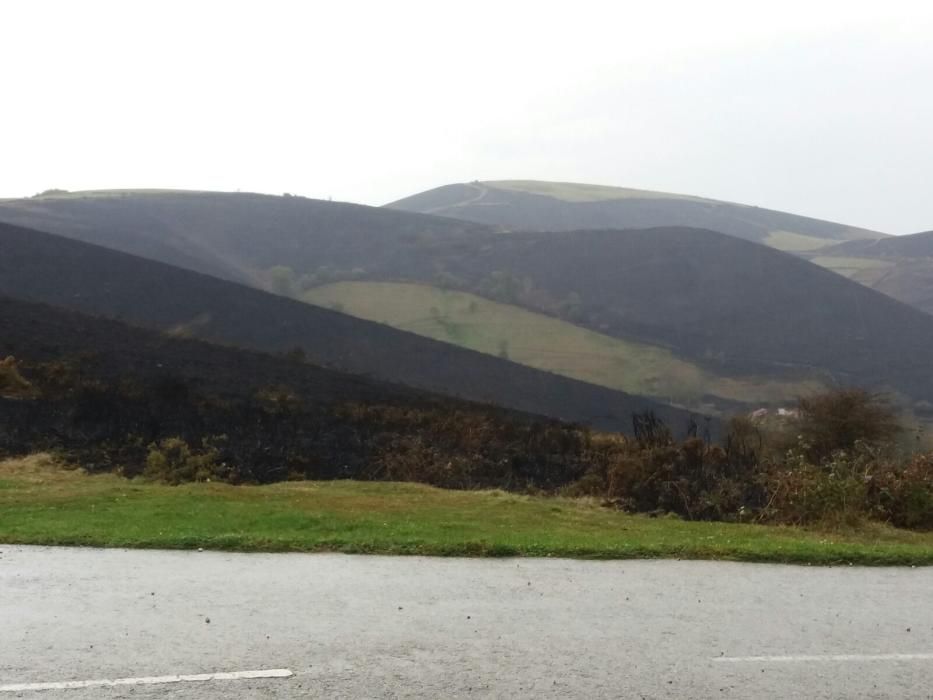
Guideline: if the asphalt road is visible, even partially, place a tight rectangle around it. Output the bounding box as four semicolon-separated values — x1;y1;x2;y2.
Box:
1;546;932;698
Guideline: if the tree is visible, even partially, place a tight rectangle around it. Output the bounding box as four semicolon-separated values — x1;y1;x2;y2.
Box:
797;388;901;462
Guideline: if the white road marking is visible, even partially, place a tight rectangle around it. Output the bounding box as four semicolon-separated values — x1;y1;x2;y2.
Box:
0;668;293;693
714;654;933;663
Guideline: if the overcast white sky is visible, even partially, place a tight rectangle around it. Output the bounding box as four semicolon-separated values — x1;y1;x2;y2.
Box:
3;0;931;233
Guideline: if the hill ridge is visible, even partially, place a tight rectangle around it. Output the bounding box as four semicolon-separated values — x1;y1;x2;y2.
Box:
387;180;882;247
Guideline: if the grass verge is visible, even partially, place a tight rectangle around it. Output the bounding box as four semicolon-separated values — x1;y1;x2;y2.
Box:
2;455;932;565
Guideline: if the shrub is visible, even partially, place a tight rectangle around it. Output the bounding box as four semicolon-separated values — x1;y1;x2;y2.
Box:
369;434;476;488
0;357;36;399
762;447;873;527
868;453;933;529
600;436;760;521
144;437;225;485
797;389;901;463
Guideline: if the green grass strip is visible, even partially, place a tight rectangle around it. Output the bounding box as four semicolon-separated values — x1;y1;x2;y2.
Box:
2;456;932;565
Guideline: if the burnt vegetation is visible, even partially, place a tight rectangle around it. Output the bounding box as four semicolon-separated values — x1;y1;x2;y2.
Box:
0;296;628;491
2;318;931;530
1;193;932;532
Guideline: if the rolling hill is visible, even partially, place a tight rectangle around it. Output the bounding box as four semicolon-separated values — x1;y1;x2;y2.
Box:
0;222;699;433
807;231;933;316
2;191;931;418
387;180;883;251
0;189;494;287
389;181;933;321
393;226;933;410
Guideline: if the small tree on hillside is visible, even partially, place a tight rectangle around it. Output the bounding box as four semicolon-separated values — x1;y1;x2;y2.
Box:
797;388;901;462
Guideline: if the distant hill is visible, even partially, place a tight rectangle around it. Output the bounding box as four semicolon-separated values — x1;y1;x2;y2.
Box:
806;231;933;317
387;180;882;251
0;222;699;433
0;189;494;286
3;191;931;418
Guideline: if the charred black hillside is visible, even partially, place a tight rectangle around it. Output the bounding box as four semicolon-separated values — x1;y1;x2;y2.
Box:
0;296;613;488
0;223;697;433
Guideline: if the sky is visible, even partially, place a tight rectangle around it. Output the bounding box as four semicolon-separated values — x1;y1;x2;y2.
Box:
3;0;932;233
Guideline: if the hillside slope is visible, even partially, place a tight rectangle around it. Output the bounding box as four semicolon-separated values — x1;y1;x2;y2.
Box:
413;227;933;405
0;222;698;433
2;192;930;414
387;180;882;250
808;231;933;316
0;190;494;287
0;296;625;488
304;280;822;410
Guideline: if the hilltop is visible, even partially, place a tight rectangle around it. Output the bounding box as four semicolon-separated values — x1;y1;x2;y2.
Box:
387;180;882;251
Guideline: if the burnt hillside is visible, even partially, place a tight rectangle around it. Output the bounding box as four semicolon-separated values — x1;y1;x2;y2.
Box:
0;223;699;433
0;296;619;488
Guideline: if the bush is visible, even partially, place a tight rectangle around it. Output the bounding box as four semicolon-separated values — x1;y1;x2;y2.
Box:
597;435;759;521
797;389;901;463
144;437;226;485
0;356;36;399
369;434;476;488
868;453;933;529
762;446;874;527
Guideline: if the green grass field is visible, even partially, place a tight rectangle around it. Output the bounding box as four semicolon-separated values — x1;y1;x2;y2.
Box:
2;455;932;565
763;230;835;252
811;256;896;280
304;281;820;411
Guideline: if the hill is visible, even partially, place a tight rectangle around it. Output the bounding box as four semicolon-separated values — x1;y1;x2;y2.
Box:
410;226;933;407
807;231;933;316
0;222;697;433
387;180;882;251
0;189;494;286
0;295;625;488
3;192;932;417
